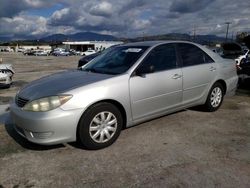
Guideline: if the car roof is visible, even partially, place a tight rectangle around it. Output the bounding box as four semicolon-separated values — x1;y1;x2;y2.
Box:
119;40;223;62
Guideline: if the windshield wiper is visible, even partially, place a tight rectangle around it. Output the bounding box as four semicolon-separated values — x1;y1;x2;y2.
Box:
83;68;100;73
83;67;118;75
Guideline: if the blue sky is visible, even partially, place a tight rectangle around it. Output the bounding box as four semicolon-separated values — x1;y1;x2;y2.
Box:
25;3;65;17
0;0;249;39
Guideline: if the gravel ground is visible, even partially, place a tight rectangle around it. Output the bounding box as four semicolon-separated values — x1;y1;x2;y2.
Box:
0;52;250;188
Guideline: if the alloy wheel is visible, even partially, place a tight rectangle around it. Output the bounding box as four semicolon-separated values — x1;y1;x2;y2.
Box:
210;87;222;108
89;111;118;143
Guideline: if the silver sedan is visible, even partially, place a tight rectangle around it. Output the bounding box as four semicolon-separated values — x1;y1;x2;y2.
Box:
10;41;238;149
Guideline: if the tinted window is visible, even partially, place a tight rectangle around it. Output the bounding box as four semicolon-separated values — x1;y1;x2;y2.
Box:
82;46;149;75
139;44;177;72
178;43;214;67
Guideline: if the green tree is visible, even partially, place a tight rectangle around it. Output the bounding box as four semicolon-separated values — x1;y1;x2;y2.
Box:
236;32;248;43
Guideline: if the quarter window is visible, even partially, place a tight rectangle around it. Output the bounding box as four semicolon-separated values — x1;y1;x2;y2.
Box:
177;43;214;67
139;44;177;72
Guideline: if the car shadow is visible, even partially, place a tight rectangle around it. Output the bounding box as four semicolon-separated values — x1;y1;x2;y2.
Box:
4;115;65;151
238;77;250;95
0;84;11;89
68;142;86;150
188;106;208;112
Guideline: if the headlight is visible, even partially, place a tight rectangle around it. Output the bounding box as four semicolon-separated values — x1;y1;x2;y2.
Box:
23;95;72;112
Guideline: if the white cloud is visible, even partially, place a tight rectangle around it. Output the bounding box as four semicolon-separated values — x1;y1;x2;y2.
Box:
90;1;113;17
0;15;49;38
51;8;70;20
24;0;47;8
132;19;151;30
0;0;250;39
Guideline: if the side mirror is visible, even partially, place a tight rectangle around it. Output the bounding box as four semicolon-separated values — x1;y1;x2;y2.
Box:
136;65;155;76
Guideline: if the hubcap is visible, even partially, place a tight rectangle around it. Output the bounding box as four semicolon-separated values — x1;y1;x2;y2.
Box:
89;111;117;143
210;87;222;108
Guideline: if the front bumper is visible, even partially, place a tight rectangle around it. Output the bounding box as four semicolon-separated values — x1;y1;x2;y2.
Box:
10;103;84;145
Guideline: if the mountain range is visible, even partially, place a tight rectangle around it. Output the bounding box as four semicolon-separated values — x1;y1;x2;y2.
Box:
40;32;117;42
0;31;226;44
0;32;117;43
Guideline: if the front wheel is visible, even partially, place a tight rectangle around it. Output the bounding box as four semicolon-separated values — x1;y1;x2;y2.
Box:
204;83;224;112
77;102;123;150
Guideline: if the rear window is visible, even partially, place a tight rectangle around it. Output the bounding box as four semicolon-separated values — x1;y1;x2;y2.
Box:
177;43;214;67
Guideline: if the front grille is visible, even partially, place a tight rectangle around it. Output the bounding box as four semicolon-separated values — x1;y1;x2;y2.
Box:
15;96;29;107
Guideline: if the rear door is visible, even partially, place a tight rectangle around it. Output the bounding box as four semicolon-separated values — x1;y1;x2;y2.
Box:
177;43;217;104
129;43;183;120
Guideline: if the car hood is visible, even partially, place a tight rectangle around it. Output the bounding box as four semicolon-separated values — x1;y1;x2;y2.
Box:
18;70;114;100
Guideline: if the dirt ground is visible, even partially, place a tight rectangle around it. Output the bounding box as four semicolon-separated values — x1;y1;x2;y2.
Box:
0;52;250;188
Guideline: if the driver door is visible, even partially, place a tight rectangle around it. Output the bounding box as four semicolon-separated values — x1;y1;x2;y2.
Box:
129;43;183;120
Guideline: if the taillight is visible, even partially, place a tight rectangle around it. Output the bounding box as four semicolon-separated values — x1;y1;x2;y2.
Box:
236;64;241;71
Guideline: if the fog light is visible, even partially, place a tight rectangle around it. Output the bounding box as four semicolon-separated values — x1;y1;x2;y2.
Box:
30;131;53;139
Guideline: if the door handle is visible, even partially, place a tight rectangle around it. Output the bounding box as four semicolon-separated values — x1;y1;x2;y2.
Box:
209;66;216;71
172;74;182;79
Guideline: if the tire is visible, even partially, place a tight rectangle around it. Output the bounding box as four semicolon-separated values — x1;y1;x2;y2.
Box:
203;82;224;112
77;102;123;150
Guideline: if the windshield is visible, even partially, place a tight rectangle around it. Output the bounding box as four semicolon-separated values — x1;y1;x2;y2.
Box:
82;46;149;75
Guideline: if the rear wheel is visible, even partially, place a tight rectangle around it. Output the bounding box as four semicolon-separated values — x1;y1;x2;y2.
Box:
78;102;123;150
204;82;224;112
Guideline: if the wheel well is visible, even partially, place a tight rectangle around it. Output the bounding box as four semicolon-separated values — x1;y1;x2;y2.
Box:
215;80;227;94
83;99;127;130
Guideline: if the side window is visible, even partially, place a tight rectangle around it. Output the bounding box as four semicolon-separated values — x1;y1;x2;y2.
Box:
139;44;177;72
204;53;215;64
178;43;214;67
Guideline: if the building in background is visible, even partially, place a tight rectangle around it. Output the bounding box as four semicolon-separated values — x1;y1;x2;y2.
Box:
52;41;123;52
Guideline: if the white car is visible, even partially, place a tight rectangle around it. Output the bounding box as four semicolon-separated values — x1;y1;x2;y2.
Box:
17;48;25;53
33;50;49;56
0;64;14;88
235;49;249;65
11;41;238;149
81;49;96;56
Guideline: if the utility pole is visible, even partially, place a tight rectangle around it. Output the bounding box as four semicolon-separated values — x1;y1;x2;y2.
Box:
225;22;231;42
193;25;196;42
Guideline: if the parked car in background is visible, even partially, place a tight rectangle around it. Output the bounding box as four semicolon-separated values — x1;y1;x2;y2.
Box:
52;49;70;56
11;41;238;150
78;45;119;68
0;64;14;88
237;53;250;76
69;49;81;56
1;47;14;52
78;52;101;67
34;50;49;56
17;48;25;53
220;42;243;59
23;50;35;56
81;49;96;56
211;47;224;56
235;49;249;66
69;49;78;55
